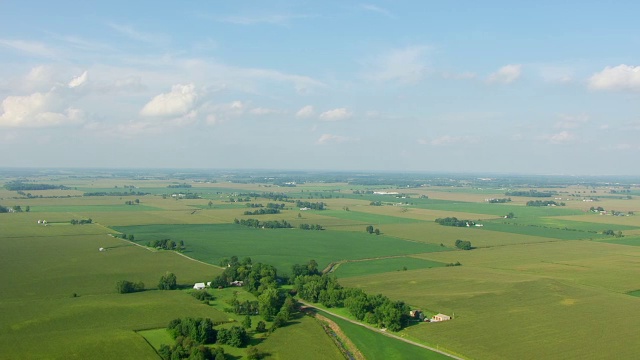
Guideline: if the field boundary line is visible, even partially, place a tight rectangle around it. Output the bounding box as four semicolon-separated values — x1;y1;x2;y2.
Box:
172;251;224;269
298;300;466;360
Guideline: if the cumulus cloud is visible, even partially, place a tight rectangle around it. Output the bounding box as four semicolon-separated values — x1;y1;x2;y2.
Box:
0;92;84;127
316;134;352;145
296;105;315;118
249;107;279;115
363;46;428;83
0;70;88;128
68;71;88;88
588;64;640;91
319;108;352;121
487;64;522;84
542;131;575;144
140;84;197;117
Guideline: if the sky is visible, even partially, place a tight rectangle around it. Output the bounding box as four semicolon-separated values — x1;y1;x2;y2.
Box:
1;1;639;175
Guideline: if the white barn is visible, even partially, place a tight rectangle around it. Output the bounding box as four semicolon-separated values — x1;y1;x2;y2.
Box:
193;282;206;290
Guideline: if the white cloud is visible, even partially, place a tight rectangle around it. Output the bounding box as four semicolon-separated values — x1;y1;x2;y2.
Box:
108;23;168;45
487;64;522;84
316;134;353;145
542;131;575;144
441;71;477;80
211;13;309;26
555;114;588;129
363;46;428;83
140;84;197;117
0;92;84;128
588;64;640;91
249;107;279;115
361;4;393;17
429;135;475;146
296;105;315;118
319;108;352;121
0;39;58;58
68;71;88;88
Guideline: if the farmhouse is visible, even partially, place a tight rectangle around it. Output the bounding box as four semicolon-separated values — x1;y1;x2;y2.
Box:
230;280;244;287
432;313;451;322
193;282;206;290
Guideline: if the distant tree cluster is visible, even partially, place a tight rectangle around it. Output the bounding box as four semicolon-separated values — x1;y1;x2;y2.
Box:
149;238;185;251
4;181;68;191
70;218;92;225
602;230;623;237
167;183;192;188
435;217;474;227
294;274;410;331
191;290;214;303
243;208;281;215
487;198;511;203
124;199;140;205
120;233;135;241
445;261;462;266
455;239;472;250
216;326;249;347
0;205;29;213
0;205;8;213
526;200;565;207
116;280;144;294
352;190;374;194
83;191;149;196
261;192;290;202
365;225;380;235
298;223;323;230
233;218;292;229
369;201;383;206
505;190;556;197
245;203;264;208
295;200;325;210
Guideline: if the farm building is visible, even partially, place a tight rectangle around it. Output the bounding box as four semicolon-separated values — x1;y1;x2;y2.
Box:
432;314;451;322
193;282;206;290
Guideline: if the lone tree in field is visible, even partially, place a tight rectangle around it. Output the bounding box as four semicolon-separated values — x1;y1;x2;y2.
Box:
455;239;472;250
365;225;374;234
158;272;177;290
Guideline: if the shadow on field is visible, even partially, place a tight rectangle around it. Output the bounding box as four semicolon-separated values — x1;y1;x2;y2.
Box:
103;243;135;250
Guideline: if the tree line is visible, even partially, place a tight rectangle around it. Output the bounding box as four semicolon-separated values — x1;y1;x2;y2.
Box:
299;223;323;230
526;200;565;207
233;218;292;229
435;217;475;227
70;218;92;225
505;190;556;197
4;181;68;191
243;208;281;215
295;200;325;210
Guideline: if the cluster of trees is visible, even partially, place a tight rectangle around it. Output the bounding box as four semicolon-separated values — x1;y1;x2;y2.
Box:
160;317;226;360
365;225;381;235
295;200;325;210
124;199;140;205
233;218;292;229
0;205;29;213
191;290;214;303
445;261;462;266
298;223;323;230
261;192;290;201
369;201;383;206
216;326;249;347
70;218;92;225
602;229;623;237
4;181;67;191
245;203;263;208
455;239;472;250
435;217;474;227
167;183;192;188
83;191;149;196
590;206;605;212
487;198;511;203
149;238;185;251
120;233;135;241
243;208;281;215
526;200;565;207
294;273;410;331
158;272;178;290
116;280;144;294
352;190;374;194
505;190;556;197
290;260;320;278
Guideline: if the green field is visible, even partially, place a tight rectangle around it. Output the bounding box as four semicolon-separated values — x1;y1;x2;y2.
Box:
321;312;453;360
112;223;449;273
333;257;447;278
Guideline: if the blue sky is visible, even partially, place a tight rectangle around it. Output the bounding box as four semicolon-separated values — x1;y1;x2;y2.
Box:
1;1;639;174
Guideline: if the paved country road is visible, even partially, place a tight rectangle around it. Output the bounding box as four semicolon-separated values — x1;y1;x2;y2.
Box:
298;300;465;360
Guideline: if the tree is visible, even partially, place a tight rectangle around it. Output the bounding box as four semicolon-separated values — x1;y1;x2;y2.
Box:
116;280;144;294
158;272;178;290
128;234;135;241
135;198;140;204
506;212;515;219
258;287;281;321
374;228;380;235
25;206;30;212
365;225;374;234
242;315;252;329
455;239;472;250
246;346;264;360
208;201;213;208
255;321;267;333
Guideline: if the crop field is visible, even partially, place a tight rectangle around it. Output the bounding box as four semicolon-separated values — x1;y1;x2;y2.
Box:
333;257;447;278
112;224;448;273
3;173;640;359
